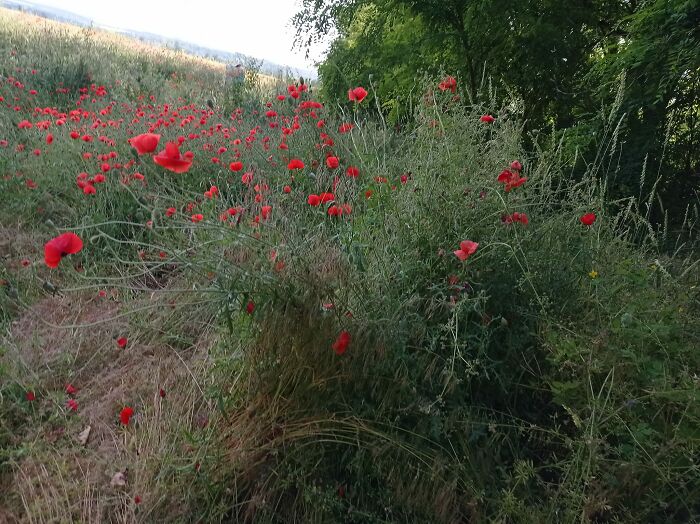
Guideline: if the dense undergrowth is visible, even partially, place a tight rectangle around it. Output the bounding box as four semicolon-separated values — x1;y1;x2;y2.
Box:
1;7;699;523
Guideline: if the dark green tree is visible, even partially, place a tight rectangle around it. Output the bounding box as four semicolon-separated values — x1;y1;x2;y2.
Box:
586;0;700;214
294;0;700;220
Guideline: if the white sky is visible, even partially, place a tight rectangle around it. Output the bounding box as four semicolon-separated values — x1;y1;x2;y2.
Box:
28;0;325;73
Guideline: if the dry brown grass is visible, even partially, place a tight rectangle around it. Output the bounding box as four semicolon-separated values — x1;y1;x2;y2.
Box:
0;7;279;87
0;7;222;73
1;277;218;523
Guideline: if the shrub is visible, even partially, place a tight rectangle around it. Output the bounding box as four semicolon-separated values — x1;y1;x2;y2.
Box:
173;90;699;522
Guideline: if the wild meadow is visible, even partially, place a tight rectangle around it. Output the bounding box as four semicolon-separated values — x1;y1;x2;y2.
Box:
1;6;699;524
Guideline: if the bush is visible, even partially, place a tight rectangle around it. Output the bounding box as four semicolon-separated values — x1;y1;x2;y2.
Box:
169;91;699;522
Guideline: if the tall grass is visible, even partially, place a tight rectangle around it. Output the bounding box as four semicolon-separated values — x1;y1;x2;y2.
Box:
183;94;699;522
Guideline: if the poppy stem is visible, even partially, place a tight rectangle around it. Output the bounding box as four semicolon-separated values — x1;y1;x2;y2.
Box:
225;297;235;337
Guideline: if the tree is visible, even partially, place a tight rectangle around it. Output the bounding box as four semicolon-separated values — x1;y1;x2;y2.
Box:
294;0;700;220
586;0;700;212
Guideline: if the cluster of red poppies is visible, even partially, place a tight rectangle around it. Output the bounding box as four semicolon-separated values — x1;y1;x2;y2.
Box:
4;65;602;410
497;161;528;192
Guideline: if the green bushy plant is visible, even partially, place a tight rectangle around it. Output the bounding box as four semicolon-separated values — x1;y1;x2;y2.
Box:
172;88;699;522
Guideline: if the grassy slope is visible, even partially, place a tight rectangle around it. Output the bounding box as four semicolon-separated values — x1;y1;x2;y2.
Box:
0;8;267;522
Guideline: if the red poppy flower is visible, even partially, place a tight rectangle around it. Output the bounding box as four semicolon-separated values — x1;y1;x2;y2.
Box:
153;142;193;173
346;166;359;178
454;240;479;261
166;207;176;217
288;158;304;170
129;133;161;154
348;86;368;103
44;232;83;268
117;337;128;349
246;301;255;314
580;213;596;226
326;156;339;169
502;212;529;225
65;384;78;395
510;160;522;171
120;406;134;425
319;192;335;203
159;388;166;398
283;185;292;193
229;161;243;172
332;331;351;355
438;76;457;93
66;399;79;412
480;115;495;123
497;169;527;192
26;391;36;401
191;214;204;223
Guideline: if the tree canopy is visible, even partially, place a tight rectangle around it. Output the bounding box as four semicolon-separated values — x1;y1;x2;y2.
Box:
294;0;700;219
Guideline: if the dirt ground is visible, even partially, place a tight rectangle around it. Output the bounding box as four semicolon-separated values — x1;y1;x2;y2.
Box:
1;272;217;522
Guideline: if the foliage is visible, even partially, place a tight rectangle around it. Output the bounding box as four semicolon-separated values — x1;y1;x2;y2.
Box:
586;0;700;213
295;0;700;223
192;93;700;523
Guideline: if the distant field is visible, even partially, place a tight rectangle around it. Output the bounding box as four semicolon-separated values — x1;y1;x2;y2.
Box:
0;7;280;86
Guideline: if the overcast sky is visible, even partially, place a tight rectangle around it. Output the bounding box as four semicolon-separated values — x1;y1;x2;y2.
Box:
24;0;325;72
